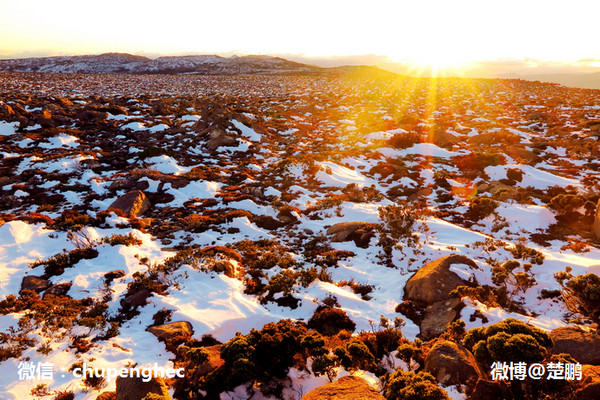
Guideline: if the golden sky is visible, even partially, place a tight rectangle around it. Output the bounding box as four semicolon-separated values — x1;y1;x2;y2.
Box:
2;0;599;70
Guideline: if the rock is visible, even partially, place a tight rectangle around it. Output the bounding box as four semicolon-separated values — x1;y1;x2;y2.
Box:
326;222;377;248
20;276;51;293
241;185;263;198
96;392;117;400
104;270;126;283
35;110;55;128
43;283;72;298
420;298;463;340
404;255;477;304
550;327;600;365
576;364;600;400
0;104;15;116
77;109;109;122
108;190;151;218
56;97;74;108
593;200;600;240
206;128;238;150
148;321;194;342
121;289;152;309
115;375;171;400
424;340;484;386
301;376;385;400
109;177;138;191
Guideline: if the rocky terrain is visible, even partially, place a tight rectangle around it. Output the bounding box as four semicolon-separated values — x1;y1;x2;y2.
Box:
0;53;376;76
0;71;599;400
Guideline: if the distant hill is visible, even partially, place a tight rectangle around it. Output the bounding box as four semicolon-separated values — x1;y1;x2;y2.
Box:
0;52;397;77
499;71;600;90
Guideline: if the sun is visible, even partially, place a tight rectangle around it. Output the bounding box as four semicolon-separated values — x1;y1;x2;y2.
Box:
388;49;475;77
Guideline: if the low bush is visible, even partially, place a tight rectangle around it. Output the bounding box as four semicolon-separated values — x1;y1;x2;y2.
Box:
308;305;356;336
466;196;498;221
463;318;552;365
30;247;99;278
383;370;449;400
555;268;600;323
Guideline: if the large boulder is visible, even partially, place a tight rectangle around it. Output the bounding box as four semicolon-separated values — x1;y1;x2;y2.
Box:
148;321;194;342
43;283;71;298
550;327;600;365
420;298;463;340
20;275;51;293
301;376;385;400
424;340;484;386
404;255;477;304
115;376;171;400
326;222;377;248
108;190;151;218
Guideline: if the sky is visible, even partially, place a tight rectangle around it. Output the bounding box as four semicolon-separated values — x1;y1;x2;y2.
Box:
2;0;600;77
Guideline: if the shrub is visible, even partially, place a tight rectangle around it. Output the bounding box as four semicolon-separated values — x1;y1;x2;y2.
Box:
463;318;551;365
102;233;142;246
384;370;450;400
53;209;98;231
358;327;404;362
219;319;309;388
396;342;424;367
378;202;418;241
453;152;506;173
554;268;600;323
308;305;356;336
30;247;99;278
52;389;75;400
507;243;544;265
491;260;536;302
334;339;376;371
388;131;421;149
467;196;498;221
548;194;586;215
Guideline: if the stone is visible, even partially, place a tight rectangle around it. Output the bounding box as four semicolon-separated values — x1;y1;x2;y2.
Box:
404;254;477;304
56;97;74;108
206;128;238;150
301;376;385;400
550;327;600;365
20;275;51;293
115;375;171;400
121;289;152;309
148;321;194;342
43;283;71;298
326;222;377;248
424;340;484;386
108;190;151;218
420;298;463;340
